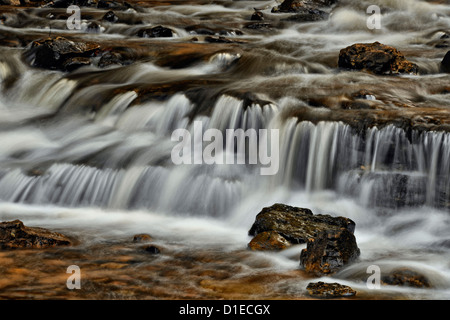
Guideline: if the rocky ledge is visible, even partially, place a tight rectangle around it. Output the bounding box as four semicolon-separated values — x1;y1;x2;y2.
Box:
0;219;72;249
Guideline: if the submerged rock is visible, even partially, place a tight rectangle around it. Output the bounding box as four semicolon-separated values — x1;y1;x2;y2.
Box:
382;268;431;288
300;229;360;275
248;231;291;251
248;203;355;245
143;245;161;254
0;220;72;249
137;26;173;38
338;42;419;75
25;36;100;71
306;281;356;298
132;233;152;243
440;51;450;73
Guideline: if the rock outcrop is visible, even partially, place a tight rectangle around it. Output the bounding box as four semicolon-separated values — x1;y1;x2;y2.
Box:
338;42;419;75
0;219;72;249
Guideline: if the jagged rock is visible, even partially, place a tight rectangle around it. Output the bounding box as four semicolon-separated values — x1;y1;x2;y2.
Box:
338;42;419;75
25;36;100;71
248;231;291;251
137;26;173;38
248;203;355;244
440;51;450;73
382;268;431;288
306;282;356;298
132;233;152;243
0;220;72;249
300;229;360;275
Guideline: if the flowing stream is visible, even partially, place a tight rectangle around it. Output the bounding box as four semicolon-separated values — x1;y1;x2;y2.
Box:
0;0;449;299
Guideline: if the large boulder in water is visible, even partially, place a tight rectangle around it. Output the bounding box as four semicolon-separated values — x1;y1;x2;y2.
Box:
300;228;360;275
440;51;450;73
0;220;72;249
25;36;100;71
248;203;355;245
338;42;419;75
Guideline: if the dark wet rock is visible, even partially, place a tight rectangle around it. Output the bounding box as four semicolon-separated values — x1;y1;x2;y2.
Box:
102;10;118;23
248;203;356;245
137;26;173;38
86;21;101;33
98;51;125;67
132;233;152;243
251;10;264;21
440;51;450;73
382;268;431;288
338;42;419;75
143;245;161;254
283;8;329;22
204;36;235;44
300;229;360;275
306;281;356;298
272;0;337;13
24;36;100;71
244;23;272;30
248;231;291;251
0;219;72;249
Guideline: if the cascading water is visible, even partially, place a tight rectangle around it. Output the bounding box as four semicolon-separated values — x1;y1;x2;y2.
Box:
0;0;448;300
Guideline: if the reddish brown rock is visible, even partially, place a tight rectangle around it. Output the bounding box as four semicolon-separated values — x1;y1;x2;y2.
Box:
247;231;291;251
132;233;152;243
338;42;418;75
306;281;356;298
382;268;432;288
0;219;72;249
